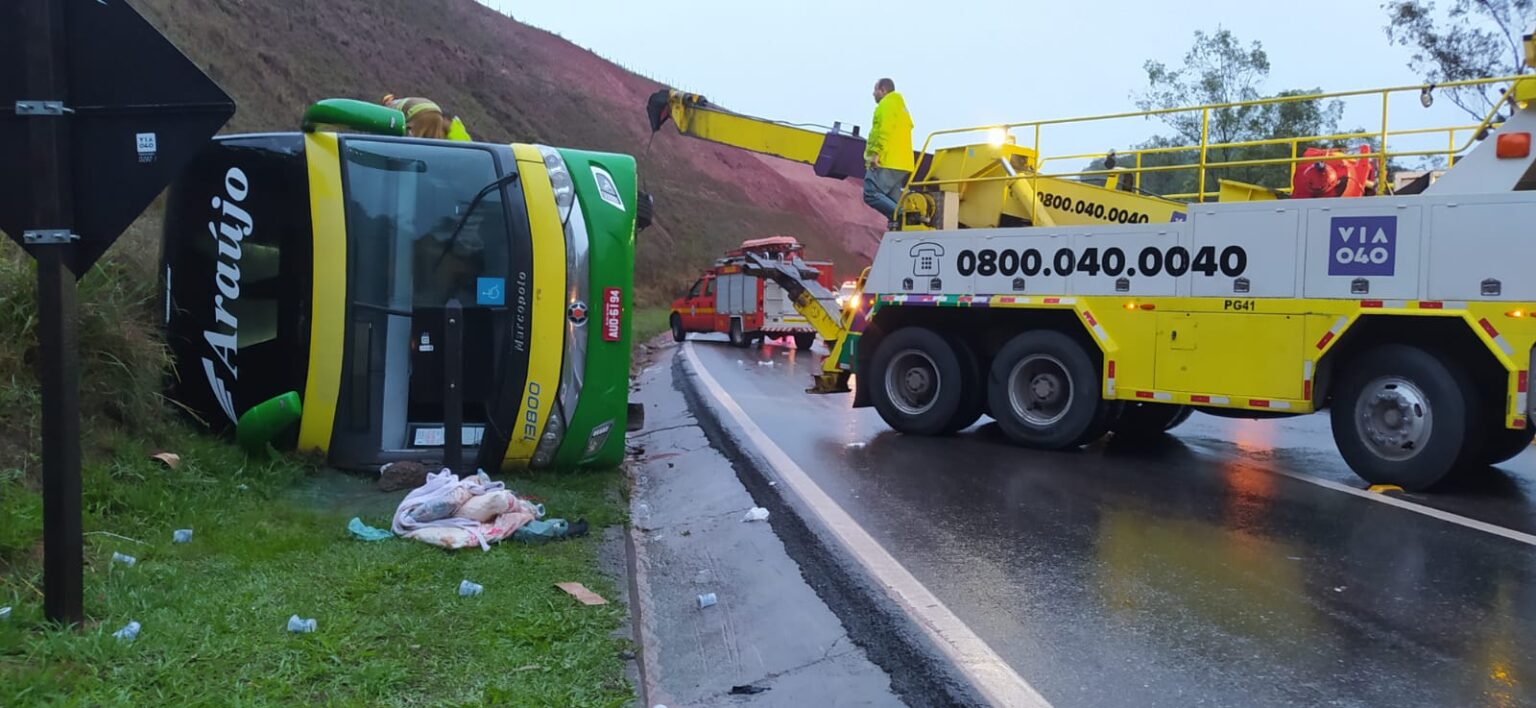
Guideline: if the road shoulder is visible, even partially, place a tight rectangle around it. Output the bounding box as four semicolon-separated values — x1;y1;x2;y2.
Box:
626;342;901;706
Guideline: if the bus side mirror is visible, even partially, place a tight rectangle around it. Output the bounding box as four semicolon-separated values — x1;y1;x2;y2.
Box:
302;98;407;136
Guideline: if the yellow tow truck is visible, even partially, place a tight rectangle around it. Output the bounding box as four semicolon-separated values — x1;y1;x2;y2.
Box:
647;34;1536;491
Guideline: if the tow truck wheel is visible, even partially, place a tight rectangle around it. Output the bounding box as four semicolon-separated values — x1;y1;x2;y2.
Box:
870;327;967;436
1482;423;1535;465
729;319;749;348
943;338;987;434
987;330;1106;450
1111;403;1190;440
793;333;816;351
670;314;686;343
1330;344;1484;491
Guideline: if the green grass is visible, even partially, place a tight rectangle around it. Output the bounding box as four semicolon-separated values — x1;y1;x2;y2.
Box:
632;306;673;345
0;429;631;706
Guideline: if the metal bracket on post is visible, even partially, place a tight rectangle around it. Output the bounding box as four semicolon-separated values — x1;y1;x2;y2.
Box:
15;100;71;115
23;229;79;245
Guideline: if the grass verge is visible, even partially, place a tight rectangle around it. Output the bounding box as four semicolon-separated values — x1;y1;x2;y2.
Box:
632;306;673;345
0;427;631;706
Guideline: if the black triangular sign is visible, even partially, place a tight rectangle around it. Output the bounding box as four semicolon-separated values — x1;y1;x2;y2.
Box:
0;0;236;272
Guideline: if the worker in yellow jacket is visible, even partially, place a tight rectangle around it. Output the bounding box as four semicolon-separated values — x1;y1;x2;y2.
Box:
862;78;914;223
383;94;473;141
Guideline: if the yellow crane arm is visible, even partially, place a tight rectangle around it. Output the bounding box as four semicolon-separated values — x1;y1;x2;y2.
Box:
647;89;871;180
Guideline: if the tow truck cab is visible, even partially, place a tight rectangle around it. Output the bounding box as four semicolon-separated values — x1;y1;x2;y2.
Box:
161;108;639;472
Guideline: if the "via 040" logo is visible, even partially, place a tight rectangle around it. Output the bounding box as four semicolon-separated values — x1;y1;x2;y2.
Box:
1327;216;1396;277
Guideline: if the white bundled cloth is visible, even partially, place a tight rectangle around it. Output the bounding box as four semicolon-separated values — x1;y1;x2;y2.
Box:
391;469;542;551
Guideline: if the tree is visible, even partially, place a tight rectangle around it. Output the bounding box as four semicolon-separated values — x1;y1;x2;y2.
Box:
1383;0;1534;120
1129;28;1356;197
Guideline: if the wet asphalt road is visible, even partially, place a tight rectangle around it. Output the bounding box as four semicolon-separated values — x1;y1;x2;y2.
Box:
681;335;1536;707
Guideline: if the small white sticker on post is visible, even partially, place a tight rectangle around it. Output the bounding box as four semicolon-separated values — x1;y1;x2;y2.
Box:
136;133;158;163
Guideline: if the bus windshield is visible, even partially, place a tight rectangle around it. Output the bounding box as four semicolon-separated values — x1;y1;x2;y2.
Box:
342;140;510;311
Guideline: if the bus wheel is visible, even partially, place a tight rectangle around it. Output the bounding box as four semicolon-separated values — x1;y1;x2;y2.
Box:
988;330;1107;449
1111;403;1189;441
1482;423;1535;465
870;327;967;436
729;319;748;348
943;338;986;434
1330;344;1483;491
793;332;815;351
670;314;686;343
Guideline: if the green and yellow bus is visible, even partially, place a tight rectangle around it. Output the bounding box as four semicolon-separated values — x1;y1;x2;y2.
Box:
160;100;643;471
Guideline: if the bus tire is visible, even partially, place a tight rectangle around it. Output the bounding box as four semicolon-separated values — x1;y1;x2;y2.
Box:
869;327;967;436
987;330;1105;449
1111;403;1189;440
729;318;748;348
793;332;815;351
670;314;686;343
1482;423;1535;465
1330;344;1483;491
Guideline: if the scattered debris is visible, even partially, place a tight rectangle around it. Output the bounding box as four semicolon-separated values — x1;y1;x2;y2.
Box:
757;361;774;367
392;470;542;551
556;582;608;606
149;452;181;469
514;664;542;672
0;607;11;621
767;480;777;487
697;592;718;609
86;531;145;546
113;621;141;642
378;461;430;492
742;507;770;522
1334;586;1347;593
111;552;137;567
459;579;484;597
730;684;770;695
287;615;317;633
172;529;193;544
347;517;393;542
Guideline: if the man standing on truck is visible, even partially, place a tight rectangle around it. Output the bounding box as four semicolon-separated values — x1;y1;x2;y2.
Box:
863;78;914;224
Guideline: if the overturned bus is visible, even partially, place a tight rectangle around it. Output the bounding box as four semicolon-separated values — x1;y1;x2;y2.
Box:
160;100;642;472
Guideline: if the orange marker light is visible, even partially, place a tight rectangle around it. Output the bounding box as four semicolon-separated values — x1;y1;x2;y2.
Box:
1507;309;1526;318
1497;132;1531;159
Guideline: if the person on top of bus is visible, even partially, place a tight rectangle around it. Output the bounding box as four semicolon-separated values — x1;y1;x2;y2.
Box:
382;94;473;142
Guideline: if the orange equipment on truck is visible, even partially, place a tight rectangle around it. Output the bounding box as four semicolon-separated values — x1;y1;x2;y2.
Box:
669;236;839;350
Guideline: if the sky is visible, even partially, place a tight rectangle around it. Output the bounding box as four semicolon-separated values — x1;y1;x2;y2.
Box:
480;0;1510;165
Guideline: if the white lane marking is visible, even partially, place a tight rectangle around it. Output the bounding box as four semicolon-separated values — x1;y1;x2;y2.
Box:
684;343;1050;708
1249;461;1536;548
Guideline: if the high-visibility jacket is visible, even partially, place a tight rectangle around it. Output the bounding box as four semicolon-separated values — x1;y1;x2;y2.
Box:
446;116;472;142
866;91;914;173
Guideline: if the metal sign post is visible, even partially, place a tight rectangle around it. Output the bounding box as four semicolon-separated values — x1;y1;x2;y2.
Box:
21;0;83;624
1;0;235;625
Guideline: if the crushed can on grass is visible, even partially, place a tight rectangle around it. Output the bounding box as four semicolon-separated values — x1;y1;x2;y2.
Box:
459;579;484;597
172;529;193;544
112;552;137;567
287;615;317;633
697;592;717;609
113;621;141;642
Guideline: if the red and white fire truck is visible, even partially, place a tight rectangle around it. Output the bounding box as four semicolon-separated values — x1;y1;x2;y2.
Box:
670;236;838;350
